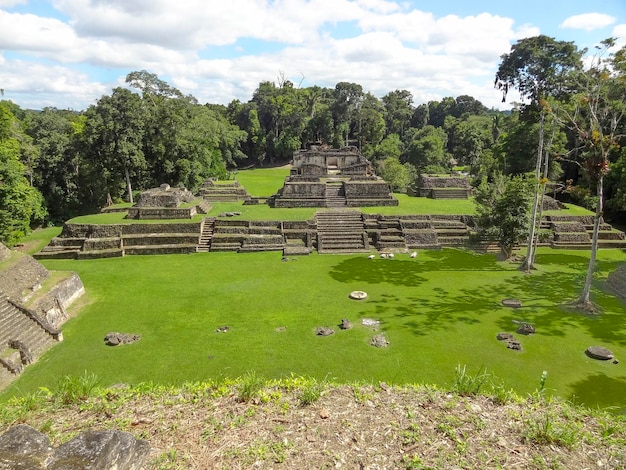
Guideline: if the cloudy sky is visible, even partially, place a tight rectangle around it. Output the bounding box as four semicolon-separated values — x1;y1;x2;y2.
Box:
1;0;625;111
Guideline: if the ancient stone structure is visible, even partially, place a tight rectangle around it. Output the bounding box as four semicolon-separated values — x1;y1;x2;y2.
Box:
104;332;141;346
0;243;84;388
415;174;472;199
126;184;211;220
269;146;398;208
607;264;626;299
198;178;251;202
0;424;149;470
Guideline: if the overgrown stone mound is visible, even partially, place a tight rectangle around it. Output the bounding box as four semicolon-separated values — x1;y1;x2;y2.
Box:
104;332;141;346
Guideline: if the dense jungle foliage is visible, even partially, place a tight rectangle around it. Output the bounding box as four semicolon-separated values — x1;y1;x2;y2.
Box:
1;35;625;246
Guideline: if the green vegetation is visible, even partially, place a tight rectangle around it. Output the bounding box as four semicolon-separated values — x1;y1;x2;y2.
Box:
3;245;625;412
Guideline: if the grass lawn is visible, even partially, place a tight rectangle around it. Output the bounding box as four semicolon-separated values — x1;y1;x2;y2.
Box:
3;246;626;412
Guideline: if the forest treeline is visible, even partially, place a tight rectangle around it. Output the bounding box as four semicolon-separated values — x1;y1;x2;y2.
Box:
1;35;625;246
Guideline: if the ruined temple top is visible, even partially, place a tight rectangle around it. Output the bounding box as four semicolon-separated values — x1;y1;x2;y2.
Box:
291;146;374;177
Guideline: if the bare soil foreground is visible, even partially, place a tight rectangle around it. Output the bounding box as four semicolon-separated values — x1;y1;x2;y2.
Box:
4;380;625;469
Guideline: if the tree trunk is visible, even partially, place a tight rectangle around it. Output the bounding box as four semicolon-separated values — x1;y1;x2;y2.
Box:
576;175;603;309
125;166;134;204
521;110;545;273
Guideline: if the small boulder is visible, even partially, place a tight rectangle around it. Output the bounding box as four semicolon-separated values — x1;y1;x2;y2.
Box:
517;323;535;335
104;332;141;346
339;319;352;330
349;291;367;300
501;299;522;308
371;334;389;348
586;346;614;361
316;327;334;337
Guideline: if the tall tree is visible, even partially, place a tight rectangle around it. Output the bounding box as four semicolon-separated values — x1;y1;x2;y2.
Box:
83;87;146;203
557;39;626;310
495;35;584;272
382;89;413;138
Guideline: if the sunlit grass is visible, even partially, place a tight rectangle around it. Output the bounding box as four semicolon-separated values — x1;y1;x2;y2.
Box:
3;247;625;412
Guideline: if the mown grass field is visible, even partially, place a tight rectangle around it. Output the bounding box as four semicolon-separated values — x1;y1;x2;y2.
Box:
4;168;624;411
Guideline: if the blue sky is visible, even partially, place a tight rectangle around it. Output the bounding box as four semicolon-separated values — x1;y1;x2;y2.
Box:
1;0;624;111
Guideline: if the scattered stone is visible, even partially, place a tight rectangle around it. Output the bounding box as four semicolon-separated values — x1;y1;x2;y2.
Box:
218;211;242;217
316;327;334;336
319;408;330;419
506;340;522;350
339;319;352;330
104;332;141;346
275;326;286;332
613;359;619;364
516;323;535;335
586;346;614;361
371;334;389;348
361;318;380;330
379;382;390;391
349;290;368;300
496;332;522;351
216;326;230;333
501;299;522;308
496;332;515;341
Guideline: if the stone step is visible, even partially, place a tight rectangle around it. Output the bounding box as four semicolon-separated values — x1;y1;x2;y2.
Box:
123;244;197;255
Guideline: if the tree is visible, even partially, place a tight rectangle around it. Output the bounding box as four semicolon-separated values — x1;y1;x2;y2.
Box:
331;82;363;147
382;89;413;138
83;87;146;203
556;39;626;311
495;35;584;272
402;125;450;172
474;173;534;259
375;157;417;193
0;102;46;245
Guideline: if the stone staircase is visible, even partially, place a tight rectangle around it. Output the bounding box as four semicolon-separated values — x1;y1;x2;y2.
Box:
325;182;346;208
547;215;626;249
430;188;471;199
209;220;285;253
196;217;216;252
0;294;60;380
431;216;471;247
198;179;250;202
316;210;369;254
373;216;407;252
121;233;199;255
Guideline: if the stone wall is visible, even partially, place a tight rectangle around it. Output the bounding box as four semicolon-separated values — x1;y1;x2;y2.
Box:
30;272;85;329
418;175;470;189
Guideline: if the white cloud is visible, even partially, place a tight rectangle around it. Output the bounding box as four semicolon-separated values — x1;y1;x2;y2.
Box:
560;13;616;31
1;1;547;111
613;24;626;46
0;0;27;7
0;57;107;109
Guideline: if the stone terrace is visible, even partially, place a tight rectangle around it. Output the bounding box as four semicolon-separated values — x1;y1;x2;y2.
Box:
416;174;472;199
0;244;84;389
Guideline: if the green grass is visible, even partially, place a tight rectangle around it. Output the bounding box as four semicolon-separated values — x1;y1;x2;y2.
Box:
3;247;626;412
233;167;291;197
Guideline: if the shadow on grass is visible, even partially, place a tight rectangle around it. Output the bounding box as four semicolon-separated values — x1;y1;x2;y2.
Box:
567;372;626;412
330;251;626;344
